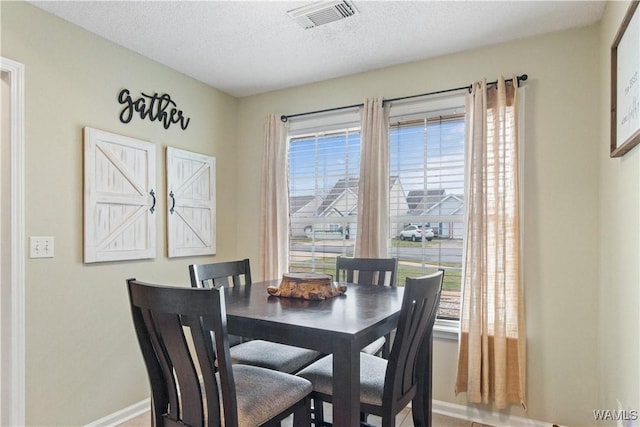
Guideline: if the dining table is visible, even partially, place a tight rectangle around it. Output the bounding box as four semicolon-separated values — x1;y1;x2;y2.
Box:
221;279;405;427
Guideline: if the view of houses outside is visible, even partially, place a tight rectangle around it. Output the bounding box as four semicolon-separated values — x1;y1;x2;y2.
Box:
288;115;465;320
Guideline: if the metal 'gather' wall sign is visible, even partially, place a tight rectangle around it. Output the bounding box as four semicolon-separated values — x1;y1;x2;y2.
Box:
118;89;191;130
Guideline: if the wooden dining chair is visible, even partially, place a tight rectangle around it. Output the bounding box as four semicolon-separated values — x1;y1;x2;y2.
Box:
127;279;312;427
189;260;323;374
335;256;398;287
297;270;444;427
335;256;399;357
190;259;252;347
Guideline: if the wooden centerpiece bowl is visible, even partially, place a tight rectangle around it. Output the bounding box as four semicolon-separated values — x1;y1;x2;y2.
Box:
267;272;347;300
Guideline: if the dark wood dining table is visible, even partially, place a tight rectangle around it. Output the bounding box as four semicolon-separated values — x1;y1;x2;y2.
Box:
221;279;405;427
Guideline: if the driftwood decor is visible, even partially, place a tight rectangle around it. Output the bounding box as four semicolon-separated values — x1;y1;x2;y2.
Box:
267;272;347;300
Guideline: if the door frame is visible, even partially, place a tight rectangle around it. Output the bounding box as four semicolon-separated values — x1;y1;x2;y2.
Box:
1;56;26;427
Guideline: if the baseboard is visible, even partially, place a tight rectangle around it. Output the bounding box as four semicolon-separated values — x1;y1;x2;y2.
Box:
432;399;563;427
88;397;561;427
85;398;150;427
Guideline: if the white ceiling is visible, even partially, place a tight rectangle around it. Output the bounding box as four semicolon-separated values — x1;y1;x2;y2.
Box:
29;1;606;98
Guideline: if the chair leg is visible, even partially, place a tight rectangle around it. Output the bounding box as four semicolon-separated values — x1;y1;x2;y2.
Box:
381;413;396;427
311;398;324;427
382;333;391;359
293;397;311;427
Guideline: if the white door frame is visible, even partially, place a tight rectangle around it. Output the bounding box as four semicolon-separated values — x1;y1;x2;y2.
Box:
1;56;26;427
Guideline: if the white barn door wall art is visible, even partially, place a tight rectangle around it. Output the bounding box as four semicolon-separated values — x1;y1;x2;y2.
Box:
84;127;157;263
166;147;216;258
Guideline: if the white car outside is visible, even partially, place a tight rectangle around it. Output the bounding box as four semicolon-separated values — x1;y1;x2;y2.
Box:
399;225;434;242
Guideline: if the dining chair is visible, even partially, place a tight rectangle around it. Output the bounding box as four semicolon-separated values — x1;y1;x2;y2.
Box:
189;260;323;374
335;256;398;287
335;256;399;357
297;270;444;427
190;259;253;347
127;278;312;427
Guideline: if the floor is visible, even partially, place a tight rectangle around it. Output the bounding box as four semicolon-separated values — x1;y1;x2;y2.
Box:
118;404;491;427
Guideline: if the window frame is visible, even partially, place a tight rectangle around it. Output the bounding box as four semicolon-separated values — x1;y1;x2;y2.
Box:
388;94;466;339
287;122;362;274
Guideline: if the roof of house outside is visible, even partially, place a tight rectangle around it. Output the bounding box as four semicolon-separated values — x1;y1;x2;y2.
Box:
289;195;317;215
291;176;463;218
315;176;402;216
406;189;447;214
315;177;359;216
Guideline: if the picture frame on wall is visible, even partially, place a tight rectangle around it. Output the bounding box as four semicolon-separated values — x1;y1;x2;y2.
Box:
611;0;640;158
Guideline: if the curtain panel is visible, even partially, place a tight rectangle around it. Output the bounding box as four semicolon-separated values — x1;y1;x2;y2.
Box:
455;77;526;410
355;98;391;258
259;115;289;281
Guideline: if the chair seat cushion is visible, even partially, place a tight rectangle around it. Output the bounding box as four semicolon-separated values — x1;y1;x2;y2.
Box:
296;354;387;406
231;340;322;373
361;336;386;355
228;365;312;426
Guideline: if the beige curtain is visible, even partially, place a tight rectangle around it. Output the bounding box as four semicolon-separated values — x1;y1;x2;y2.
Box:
355;98;390;258
455;77;526;410
259;115;289;281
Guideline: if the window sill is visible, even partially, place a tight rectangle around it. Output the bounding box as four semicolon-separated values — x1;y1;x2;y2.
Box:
433;319;459;341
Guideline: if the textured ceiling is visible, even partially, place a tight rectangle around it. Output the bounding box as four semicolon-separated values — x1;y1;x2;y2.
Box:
29;1;606;97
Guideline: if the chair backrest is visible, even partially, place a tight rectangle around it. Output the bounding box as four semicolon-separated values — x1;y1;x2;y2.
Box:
382;270;443;413
335;256;398;286
189;259;252;289
189;260;252;348
127;279;239;427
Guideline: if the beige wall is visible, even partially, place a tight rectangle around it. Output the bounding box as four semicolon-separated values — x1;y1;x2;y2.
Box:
1;2;238;425
237;25;603;426
599;0;640;419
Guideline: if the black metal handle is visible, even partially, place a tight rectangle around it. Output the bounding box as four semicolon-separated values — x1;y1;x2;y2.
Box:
149;190;156;213
169;191;175;214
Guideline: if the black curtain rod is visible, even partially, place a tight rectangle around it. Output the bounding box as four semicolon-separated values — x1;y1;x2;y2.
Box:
280;74;528;123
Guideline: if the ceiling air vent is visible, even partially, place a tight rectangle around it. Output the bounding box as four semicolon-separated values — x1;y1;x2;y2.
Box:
287;1;358;29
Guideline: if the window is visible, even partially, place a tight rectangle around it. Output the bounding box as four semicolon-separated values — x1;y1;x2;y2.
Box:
288;128;361;275
287;96;466;328
389;113;465;323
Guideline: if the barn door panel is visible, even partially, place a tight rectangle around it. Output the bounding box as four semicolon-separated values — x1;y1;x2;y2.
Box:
84;127;157;263
167;147;216;257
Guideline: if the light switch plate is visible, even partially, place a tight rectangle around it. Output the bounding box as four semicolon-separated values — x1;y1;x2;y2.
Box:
30;236;54;258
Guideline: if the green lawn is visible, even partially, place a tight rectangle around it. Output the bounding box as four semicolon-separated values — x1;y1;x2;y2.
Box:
391;237;438;248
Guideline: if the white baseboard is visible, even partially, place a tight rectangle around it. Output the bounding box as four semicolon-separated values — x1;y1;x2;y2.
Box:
432;399;563;427
87;397;561;427
85;398;150;427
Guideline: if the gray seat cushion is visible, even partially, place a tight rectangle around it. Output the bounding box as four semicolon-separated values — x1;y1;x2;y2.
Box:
361;336;386;355
230;340;322;373
296;354;387;406
223;364;312;426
